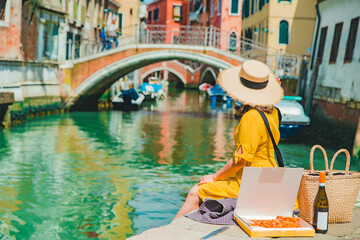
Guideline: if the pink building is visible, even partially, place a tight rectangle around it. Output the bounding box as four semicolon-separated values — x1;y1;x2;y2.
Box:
147;0;189;44
189;0;242;53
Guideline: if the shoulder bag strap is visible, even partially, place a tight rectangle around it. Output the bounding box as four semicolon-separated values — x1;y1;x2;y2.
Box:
256;109;284;167
275;106;282;128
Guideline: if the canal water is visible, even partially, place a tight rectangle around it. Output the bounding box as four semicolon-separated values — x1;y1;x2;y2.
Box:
0;89;355;240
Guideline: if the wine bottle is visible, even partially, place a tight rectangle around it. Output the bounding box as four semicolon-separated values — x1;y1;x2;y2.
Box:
312;171;329;234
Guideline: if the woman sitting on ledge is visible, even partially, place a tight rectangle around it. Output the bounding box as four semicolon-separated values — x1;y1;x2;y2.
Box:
174;60;284;219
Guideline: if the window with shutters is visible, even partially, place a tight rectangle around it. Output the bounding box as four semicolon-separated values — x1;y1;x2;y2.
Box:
230;0;239;15
242;0;249;18
329;22;343;64
344;17;359;63
211;0;214;17
154;8;159;21
279;20;289;44
317;27;328;63
173;4;182;21
259;0;265;11
0;0;10;27
218;0;221;15
148;11;152;21
251;0;254;15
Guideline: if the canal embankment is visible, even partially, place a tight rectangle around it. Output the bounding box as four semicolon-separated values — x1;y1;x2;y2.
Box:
0;92;14;127
0;60;64;127
128;193;360;240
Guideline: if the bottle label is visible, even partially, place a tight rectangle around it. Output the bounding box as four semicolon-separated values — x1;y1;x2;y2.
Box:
317;212;328;230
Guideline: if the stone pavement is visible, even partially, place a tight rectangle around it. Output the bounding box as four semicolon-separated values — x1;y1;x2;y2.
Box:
128;192;360;240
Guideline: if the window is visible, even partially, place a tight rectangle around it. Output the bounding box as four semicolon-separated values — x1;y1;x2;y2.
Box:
173;5;182;22
154;8;159;21
251;0;254;15
206;0;210;12
0;0;7;20
148;11;152;21
242;0;249;18
0;0;10;26
229;31;237;52
279;20;289;44
230;0;239;15
317;27;327;63
259;0;265;10
344;17;359;63
218;0;221;15
329;22;343;64
41;11;63;61
211;0;214;17
118;13;122;35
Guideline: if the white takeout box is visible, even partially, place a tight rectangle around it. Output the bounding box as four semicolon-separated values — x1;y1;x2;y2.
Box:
234;167;315;238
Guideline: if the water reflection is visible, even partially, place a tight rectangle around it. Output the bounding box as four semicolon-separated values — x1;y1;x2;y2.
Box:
0;89;355;240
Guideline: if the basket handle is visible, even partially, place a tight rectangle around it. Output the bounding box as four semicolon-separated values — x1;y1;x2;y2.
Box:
309;145;329;173
329;149;351;176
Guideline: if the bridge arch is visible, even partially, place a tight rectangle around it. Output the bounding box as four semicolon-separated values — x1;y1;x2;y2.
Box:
142;67;187;85
200;67;217;85
66;46;240;110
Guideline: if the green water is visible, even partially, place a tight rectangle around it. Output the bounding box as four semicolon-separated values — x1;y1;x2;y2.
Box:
0;90;356;240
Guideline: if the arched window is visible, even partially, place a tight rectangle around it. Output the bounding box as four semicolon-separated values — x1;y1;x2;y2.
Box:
229;31;237;52
279;20;289;44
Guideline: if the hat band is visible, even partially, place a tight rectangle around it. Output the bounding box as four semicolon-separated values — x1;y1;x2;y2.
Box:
240;77;268;90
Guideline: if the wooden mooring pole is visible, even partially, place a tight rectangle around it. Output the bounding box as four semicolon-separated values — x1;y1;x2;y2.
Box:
353;117;360;171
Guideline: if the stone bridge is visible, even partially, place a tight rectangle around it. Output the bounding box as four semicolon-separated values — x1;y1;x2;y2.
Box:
63;44;245;110
62;24;301;110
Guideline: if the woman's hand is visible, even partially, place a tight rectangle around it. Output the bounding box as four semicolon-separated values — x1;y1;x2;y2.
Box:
198;174;215;186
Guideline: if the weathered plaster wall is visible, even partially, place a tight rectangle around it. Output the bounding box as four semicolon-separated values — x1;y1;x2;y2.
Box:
0;0;23;60
306;0;360;124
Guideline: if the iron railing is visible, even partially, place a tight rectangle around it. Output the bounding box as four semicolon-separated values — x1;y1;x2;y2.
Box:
64;24;302;77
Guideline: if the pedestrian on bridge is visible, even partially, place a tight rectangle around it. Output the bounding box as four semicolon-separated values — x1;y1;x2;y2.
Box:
173;60;284;220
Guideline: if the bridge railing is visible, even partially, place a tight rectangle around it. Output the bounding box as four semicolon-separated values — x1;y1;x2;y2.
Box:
64;24;301;77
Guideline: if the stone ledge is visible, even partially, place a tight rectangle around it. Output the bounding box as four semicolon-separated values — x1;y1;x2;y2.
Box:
0;92;14;104
128;208;360;240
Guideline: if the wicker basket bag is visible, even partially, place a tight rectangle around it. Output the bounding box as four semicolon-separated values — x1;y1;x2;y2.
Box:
298;145;360;224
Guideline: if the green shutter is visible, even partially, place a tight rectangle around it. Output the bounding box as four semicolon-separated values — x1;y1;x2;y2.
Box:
231;0;239;14
279;20;289;44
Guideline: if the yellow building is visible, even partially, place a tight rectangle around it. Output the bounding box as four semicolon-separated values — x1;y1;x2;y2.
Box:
111;0;147;37
241;0;317;56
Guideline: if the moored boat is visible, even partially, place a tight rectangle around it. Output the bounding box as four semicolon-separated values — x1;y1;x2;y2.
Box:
207;84;232;103
275;96;310;139
234;96;310;139
112;88;145;111
139;82;165;102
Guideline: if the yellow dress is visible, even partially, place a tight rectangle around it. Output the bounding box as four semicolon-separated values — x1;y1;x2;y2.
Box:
198;108;280;202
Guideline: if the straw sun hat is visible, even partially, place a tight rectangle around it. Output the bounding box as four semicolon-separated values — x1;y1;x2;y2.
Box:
218;60;283;107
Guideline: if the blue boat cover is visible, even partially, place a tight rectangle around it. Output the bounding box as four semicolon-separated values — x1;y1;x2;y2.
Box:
140;83;163;93
209;84;225;96
121;88;139;100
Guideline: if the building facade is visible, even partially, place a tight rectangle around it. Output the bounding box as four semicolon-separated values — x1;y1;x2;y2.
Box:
305;0;360;124
189;0;242;53
241;0;317;56
0;0;23;60
147;0;189;44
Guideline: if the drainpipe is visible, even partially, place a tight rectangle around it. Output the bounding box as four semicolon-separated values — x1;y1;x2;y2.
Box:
310;3;321;70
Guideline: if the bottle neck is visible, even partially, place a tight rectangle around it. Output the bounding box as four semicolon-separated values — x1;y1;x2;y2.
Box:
319;183;325;187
